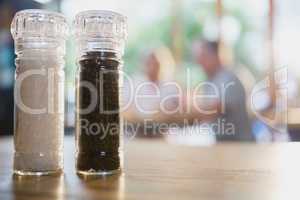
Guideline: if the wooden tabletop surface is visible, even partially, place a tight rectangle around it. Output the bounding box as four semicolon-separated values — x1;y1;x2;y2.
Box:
0;136;300;200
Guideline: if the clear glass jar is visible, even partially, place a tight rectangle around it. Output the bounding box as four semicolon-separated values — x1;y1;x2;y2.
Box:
74;10;127;175
11;9;68;176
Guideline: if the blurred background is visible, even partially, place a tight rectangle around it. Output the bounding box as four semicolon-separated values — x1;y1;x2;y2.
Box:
1;0;300;143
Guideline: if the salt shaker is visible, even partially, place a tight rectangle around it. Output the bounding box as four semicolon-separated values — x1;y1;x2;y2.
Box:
11;9;68;175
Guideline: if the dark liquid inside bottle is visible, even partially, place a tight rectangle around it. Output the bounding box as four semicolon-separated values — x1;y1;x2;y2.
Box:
76;51;121;173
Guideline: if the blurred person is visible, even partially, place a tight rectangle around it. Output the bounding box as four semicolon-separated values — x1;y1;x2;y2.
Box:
122;47;179;137
124;41;254;142
191;40;254;142
160;40;254;142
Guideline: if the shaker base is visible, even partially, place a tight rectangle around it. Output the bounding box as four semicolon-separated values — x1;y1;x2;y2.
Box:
77;168;121;176
13;169;63;176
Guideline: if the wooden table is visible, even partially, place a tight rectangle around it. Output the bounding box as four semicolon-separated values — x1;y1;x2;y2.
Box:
0;136;300;200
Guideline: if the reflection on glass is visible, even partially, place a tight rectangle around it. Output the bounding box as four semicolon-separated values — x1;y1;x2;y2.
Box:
77;173;124;199
12;174;64;200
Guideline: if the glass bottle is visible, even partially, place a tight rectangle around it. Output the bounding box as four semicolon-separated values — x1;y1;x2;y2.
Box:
74;10;127;175
11;9;68;175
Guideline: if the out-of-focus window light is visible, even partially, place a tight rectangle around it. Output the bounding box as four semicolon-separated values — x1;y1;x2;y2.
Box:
202;17;219;41
33;0;52;4
225;0;268;17
275;0;300;76
221;16;241;45
243;32;266;71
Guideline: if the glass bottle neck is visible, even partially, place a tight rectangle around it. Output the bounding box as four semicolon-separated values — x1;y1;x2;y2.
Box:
14;39;66;58
79;50;121;59
76;38;124;58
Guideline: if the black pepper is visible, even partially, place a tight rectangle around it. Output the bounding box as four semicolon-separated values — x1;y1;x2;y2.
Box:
76;51;121;174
